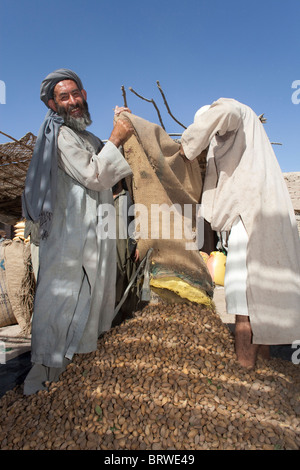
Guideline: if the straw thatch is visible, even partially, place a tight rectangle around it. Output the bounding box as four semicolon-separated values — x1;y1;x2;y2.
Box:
0;132;36;225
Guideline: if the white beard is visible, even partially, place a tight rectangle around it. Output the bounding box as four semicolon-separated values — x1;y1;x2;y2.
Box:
65;113;92;132
55;100;92;132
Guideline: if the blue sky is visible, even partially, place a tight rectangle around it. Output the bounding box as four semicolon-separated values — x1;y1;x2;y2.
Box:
0;0;299;172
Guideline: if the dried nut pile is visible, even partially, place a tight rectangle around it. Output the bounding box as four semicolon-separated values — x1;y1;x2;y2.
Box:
1;302;300;450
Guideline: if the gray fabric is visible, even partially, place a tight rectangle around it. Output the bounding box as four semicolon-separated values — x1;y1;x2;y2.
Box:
23;359;71;395
28;128;132;369
22;109;64;238
57;127;131;190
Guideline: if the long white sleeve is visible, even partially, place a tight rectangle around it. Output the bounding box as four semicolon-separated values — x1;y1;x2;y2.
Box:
57;126;132;191
181;98;242;160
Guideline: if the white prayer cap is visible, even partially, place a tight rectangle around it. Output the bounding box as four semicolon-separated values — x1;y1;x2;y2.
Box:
194;105;211;122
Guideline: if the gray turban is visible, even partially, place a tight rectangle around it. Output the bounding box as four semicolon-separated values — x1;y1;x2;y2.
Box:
40;68;84;106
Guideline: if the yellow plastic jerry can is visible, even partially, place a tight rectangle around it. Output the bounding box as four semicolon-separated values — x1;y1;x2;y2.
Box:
206;251;227;286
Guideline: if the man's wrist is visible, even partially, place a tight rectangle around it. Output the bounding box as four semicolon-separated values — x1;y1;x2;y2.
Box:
108;136;122;148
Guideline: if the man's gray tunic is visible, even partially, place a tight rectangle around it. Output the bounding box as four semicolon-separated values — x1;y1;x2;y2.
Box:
30;125;132;368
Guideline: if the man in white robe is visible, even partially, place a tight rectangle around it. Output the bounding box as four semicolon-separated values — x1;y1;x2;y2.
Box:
180;98;300;368
22;69;133;394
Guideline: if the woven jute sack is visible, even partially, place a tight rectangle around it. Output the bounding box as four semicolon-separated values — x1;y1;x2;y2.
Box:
0;242;16;327
3;240;35;336
120;113;214;305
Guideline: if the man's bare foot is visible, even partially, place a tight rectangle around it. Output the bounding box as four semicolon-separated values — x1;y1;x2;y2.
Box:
235;315;259;368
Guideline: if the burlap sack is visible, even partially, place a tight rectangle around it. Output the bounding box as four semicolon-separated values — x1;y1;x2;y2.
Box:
0;242;16;327
119;113;214;305
3;240;35;336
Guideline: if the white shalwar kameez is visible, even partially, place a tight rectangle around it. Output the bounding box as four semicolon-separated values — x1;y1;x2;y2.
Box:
181;98;300;346
24;126;132;394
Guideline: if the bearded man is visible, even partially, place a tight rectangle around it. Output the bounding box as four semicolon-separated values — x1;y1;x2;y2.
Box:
22;69;133;394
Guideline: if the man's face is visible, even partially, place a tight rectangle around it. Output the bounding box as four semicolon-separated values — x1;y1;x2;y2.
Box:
49;79;92;131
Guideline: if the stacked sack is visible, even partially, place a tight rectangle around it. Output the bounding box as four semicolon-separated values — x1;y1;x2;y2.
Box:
0;220;35;335
13;220;30;243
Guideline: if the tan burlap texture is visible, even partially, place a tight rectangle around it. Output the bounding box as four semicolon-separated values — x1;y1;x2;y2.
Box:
2;240;35;336
0;243;16;328
117;112;214;305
